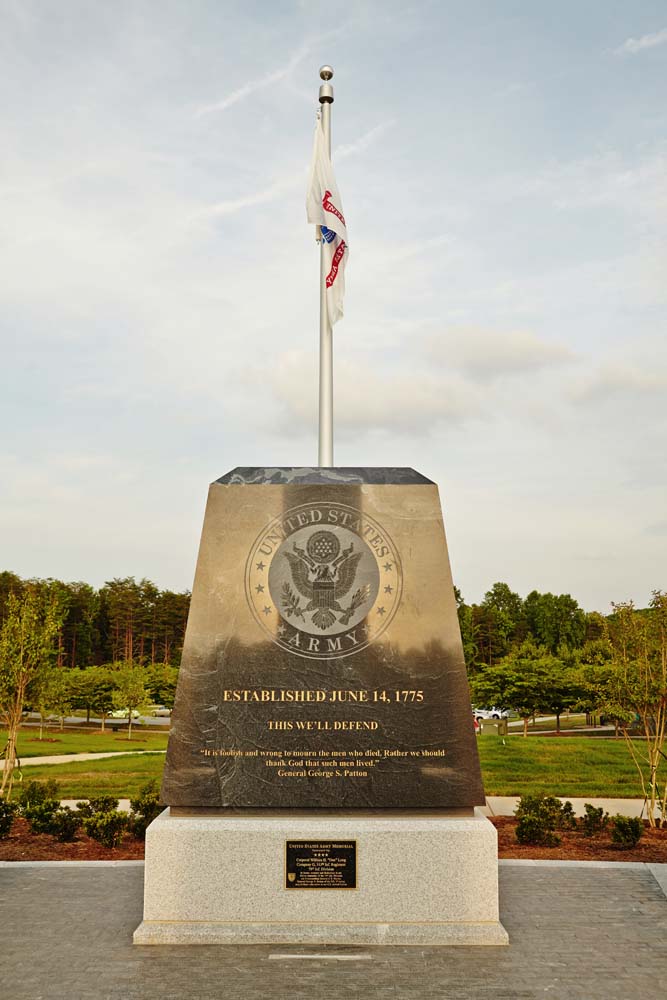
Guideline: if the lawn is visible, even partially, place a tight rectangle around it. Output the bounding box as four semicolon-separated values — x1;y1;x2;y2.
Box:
19;753;167;799
478;735;646;797
10;735;649;800
3;727;169;759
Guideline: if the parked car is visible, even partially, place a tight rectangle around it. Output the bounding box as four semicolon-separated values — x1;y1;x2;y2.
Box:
150;706;172;717
472;707;509;722
110;708;141;719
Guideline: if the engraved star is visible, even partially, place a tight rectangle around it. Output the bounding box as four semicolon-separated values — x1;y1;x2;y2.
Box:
383;562;393;572
255;584;265;593
277;624;286;635
376;606;386;616
384;584;393;595
256;561;265;571
263;606;272;616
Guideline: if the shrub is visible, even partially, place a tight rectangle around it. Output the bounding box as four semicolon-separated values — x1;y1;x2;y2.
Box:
559;801;577;831
76;795;119;819
49;807;82;842
610;815;643;849
83;810;126;849
515;794;567;846
128;780;162;839
15;779;59;812
24;799;61;834
0;799;18;838
580;803;609;837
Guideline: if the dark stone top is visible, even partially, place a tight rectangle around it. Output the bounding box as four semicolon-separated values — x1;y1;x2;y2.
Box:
216;467;434;486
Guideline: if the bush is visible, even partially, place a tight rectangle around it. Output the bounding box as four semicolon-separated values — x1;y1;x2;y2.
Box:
76;795;119;819
515;794;569;846
24;799;61;835
83;810;126;849
15;779;59;812
559;801;577;831
0;799;18;838
580;803;609;837
610;815;643;849
128;780;162;839
49;807;82;842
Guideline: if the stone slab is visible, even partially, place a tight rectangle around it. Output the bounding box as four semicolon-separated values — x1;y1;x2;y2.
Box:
161;468;484;809
134;808;507;946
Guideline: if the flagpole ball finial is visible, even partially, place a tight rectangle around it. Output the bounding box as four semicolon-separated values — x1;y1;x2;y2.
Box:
319;65;334;81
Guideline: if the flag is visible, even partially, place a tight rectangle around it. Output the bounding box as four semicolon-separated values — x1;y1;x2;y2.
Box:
306;114;348;326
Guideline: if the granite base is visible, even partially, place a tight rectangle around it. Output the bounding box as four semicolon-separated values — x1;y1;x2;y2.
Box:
134;809;508;946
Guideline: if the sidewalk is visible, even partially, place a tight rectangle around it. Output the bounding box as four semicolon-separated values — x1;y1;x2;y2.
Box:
1;861;665;999
482;796;651;819
0;750;165;770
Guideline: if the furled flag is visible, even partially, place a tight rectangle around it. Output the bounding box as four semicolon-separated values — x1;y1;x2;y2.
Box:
306;113;348;326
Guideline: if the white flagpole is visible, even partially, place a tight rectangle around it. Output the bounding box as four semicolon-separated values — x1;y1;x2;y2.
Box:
318;65;334;468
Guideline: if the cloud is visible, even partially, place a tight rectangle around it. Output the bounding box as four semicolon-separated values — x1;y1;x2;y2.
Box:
614;28;667;55
571;363;667;402
195;46;309;117
427;328;575;380
265;351;483;435
202;121;394;217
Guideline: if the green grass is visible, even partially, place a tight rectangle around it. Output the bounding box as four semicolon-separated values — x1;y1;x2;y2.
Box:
3;727;168;759
17;753;166;798
478;735;646;797
8;734;650;800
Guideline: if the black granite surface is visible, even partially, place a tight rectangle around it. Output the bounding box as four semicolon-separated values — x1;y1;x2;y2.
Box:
216;467;434;486
161;471;484;809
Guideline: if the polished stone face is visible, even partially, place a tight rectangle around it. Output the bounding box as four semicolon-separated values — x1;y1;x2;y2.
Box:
161;468;485;809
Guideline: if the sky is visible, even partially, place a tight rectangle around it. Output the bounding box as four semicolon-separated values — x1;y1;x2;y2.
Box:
1;0;666;612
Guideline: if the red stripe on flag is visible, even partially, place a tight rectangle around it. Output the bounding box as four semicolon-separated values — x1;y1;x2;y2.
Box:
322;189;346;228
326;241;346;288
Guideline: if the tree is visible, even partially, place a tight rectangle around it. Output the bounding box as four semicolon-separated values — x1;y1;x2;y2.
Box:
596;594;667;827
144;663;179;707
111;662;150;740
523;591;586;653
454;587;479;671
70;665;115;728
0;586;65;797
471;642;552;737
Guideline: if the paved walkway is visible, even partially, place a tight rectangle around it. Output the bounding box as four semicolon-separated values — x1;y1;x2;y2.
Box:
0;749;166;769
482;795;651;818
0;861;665;999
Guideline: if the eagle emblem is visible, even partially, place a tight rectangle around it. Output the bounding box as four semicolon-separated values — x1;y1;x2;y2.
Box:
281;530;370;630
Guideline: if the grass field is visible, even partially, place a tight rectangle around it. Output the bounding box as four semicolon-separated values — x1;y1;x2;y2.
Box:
2;728;169;759
10;735;649;800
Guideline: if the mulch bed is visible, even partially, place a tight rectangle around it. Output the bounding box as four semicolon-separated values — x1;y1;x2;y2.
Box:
2;816;667;863
489;816;667;863
0;818;144;861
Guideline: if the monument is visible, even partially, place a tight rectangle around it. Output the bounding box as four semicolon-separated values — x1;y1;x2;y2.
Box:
134;70;507;947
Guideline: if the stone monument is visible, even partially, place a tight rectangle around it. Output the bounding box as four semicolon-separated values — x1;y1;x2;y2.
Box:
134;467;508;945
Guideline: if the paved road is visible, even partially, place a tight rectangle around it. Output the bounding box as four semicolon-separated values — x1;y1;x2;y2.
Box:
0;861;665;999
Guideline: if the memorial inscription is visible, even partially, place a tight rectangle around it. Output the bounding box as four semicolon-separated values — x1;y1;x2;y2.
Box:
285;841;357;890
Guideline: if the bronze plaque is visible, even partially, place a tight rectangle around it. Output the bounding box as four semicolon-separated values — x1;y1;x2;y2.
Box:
285;840;356;890
161;468;485;809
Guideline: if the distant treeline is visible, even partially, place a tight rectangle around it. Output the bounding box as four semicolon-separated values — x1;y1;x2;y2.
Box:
0;571;634;674
455;582;608;672
0;572;190;668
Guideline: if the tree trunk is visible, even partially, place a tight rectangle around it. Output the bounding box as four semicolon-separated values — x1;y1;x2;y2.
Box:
523;717;529;738
127;714;133;740
556;712;561;733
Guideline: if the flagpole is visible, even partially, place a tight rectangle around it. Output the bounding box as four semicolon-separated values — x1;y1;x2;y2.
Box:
318;65;334;468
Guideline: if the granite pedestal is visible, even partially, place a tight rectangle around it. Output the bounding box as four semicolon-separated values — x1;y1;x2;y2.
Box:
134;808;507;946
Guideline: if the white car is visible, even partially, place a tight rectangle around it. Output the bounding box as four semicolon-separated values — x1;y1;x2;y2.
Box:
472;707;509;722
110;708;142;719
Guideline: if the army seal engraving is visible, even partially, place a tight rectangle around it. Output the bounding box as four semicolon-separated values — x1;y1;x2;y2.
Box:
245;501;402;659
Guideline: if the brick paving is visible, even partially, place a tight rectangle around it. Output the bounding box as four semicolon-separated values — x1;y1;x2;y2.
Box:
0;862;665;999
